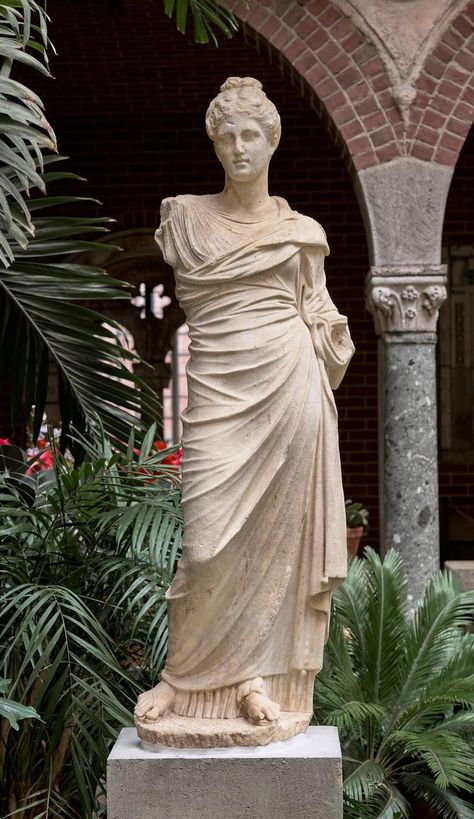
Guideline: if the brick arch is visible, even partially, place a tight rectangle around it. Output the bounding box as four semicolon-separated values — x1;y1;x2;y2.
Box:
226;0;474;172
409;2;474;166
226;0;406;170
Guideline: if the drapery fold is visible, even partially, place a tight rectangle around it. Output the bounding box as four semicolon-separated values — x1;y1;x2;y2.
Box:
155;195;354;711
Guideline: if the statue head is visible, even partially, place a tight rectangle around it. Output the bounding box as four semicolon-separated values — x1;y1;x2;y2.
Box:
205;78;281;182
206;77;281;146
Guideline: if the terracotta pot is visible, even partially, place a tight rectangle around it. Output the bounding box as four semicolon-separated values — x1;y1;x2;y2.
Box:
346;526;363;557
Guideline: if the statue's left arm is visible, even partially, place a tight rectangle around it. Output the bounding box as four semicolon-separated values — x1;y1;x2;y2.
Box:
298;232;355;389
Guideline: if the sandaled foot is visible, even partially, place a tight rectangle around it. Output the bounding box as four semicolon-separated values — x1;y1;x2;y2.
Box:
134;681;175;722
241;691;281;723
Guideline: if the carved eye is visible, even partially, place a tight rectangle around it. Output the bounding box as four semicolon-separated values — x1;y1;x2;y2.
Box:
242;130;260;141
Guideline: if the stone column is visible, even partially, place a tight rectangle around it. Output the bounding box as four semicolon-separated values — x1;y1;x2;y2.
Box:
356;157;452;600
366;267;447;602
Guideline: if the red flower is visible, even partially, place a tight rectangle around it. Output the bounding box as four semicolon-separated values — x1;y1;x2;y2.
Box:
0;438;11;446
26;448;54;476
154;440;182;466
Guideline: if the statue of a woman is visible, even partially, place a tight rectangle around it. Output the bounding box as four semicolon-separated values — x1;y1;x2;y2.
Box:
135;77;354;747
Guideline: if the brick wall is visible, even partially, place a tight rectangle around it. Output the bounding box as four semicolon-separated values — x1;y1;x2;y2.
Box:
228;0;474;171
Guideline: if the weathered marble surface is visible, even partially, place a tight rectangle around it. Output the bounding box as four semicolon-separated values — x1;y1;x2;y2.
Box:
107;727;343;819
134;77;353;747
366;267;447;334
135;711;312;749
357;159;453;266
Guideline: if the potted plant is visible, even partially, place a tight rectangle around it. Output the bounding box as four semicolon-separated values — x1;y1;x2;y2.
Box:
345;499;369;557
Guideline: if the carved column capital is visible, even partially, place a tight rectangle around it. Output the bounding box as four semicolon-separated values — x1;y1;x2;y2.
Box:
365;266;447;335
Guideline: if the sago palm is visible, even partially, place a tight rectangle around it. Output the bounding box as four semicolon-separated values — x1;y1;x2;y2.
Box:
0;427;182;818
314;549;474;819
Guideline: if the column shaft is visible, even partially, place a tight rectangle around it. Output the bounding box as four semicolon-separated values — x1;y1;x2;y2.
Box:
379;333;439;602
366;265;447;600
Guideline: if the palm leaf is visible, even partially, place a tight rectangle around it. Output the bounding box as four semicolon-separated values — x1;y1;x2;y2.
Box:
401;773;474;819
319;552;474;817
0;1;54;265
391;573;474;724
359;548;408;706
384;729;474;790
1;183;161;448
162;0;238;45
1;4;160;448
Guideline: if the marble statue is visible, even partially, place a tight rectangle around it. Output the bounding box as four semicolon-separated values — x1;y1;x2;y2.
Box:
134;77;354;748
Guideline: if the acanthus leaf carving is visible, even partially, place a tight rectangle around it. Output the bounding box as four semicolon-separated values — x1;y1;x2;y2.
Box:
365;270;447;334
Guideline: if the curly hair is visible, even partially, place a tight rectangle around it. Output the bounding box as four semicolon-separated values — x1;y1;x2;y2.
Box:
205;77;281;145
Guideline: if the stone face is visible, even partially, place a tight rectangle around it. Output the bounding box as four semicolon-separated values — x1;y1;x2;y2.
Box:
107;727;343;819
357;159;453;265
379;333;440;601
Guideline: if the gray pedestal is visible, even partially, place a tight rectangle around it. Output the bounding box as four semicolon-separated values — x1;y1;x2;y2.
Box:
444;561;474;592
107;726;343;819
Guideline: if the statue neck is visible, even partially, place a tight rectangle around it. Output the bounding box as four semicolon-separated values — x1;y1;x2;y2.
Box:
219;171;274;219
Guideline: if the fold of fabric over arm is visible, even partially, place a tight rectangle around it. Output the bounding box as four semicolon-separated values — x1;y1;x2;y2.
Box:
298;246;355;389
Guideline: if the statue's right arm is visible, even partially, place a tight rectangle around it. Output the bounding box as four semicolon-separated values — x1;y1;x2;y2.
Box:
154;197;181;268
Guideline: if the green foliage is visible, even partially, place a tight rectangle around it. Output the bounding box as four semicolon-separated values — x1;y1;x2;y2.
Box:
0;2;160;447
162;0;239;45
314;549;474;818
345;499;369;533
0;679;40;730
0;428;182;817
0;0;52;268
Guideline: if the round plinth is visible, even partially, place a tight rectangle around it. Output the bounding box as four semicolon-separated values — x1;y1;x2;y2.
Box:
135;711;312;749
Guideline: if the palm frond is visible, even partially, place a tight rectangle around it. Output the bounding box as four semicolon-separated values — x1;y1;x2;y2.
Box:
344;760;411;818
1;0;160;448
318;551;474;818
332;552;370;668
384;729;474;790
393;572;474;721
401;774;474;819
359;548;408;706
162;0;238;45
323;701;388;733
0;1;54;266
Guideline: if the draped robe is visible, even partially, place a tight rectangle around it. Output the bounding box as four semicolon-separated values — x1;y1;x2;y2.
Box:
155;194;354;718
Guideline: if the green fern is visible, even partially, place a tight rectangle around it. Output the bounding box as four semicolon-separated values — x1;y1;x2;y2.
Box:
0;430;182;817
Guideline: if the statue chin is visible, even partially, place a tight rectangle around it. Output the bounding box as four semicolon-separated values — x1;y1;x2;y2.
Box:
134;77;354;749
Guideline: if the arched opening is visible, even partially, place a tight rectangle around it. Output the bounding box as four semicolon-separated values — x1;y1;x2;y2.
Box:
440;122;474;564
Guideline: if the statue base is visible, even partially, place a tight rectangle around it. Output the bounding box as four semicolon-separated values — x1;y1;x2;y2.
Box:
107;726;343;819
135;711;312;748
